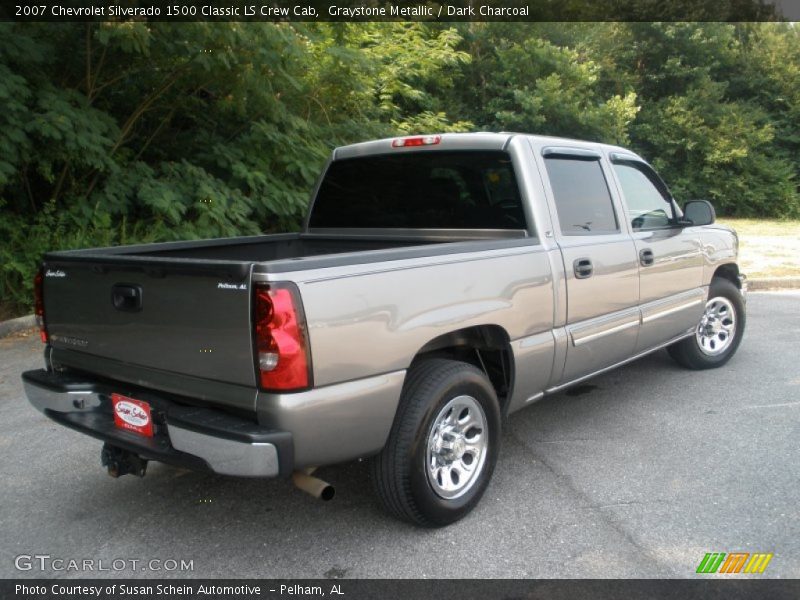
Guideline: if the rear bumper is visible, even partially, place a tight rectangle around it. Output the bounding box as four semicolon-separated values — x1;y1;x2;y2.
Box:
22;369;293;478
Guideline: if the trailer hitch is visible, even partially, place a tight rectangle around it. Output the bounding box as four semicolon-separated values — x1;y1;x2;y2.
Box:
101;443;148;478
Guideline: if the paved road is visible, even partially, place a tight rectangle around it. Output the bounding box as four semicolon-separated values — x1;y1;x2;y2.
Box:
1;292;798;579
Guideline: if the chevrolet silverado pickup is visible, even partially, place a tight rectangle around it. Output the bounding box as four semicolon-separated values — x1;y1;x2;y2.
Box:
22;133;746;526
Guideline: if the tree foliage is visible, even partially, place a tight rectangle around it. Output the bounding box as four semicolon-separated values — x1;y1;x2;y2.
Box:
1;22;799;313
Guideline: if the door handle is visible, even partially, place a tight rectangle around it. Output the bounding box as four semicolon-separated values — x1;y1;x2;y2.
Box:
111;283;143;312
573;258;593;279
639;248;655;267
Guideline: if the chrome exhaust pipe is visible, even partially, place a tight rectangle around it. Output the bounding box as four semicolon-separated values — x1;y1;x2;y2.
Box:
292;468;335;501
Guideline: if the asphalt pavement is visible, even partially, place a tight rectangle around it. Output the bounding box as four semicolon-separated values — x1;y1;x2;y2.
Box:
1;291;798;579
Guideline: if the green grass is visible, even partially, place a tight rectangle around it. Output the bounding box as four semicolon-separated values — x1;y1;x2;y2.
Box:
718;218;800;279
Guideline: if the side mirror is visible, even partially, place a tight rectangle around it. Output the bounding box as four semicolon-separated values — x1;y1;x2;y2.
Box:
682;200;716;227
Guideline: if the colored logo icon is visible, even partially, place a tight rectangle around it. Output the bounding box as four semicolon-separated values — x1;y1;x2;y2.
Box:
696;552;773;574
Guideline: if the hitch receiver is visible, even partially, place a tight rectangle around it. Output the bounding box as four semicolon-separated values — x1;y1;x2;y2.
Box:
101;443;148;478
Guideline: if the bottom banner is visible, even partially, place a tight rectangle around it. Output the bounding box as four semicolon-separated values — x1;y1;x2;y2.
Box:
3;579;800;600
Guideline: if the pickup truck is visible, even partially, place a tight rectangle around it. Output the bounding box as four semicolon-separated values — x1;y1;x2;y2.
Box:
22;133;746;527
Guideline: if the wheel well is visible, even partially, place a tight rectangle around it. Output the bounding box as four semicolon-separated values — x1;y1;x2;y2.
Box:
411;325;514;415
713;263;741;288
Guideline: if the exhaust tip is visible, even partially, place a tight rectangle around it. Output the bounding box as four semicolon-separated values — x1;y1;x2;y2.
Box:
292;469;335;501
319;485;335;502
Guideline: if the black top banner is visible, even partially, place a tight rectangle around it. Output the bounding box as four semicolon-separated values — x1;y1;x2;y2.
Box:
2;0;799;22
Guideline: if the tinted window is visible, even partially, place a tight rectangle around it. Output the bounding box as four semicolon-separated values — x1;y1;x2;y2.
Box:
613;162;673;230
544;158;618;235
309;151;526;230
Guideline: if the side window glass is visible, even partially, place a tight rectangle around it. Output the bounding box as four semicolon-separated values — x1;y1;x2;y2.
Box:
612;163;673;230
544;157;619;235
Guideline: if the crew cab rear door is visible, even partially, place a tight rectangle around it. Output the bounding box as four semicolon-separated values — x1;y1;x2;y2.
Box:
538;146;640;384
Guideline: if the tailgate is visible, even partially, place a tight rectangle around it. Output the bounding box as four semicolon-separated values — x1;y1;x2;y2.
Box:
42;258;255;388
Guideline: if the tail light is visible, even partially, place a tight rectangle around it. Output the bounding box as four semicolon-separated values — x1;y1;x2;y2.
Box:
34;268;47;343
254;283;311;391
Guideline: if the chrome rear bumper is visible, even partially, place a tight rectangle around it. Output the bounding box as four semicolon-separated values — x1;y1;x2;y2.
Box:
22;369;292;478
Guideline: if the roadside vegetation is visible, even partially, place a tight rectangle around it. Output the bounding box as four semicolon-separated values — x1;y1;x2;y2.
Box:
1;22;799;315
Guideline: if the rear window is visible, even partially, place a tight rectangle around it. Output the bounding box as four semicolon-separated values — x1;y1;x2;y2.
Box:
308;151;526;230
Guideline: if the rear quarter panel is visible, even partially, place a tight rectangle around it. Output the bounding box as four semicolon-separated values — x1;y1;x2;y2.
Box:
257;243;555;388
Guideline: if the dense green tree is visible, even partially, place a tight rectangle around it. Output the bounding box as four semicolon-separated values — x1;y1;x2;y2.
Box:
0;22;799;315
597;23;799;215
0;22;467;311
450;23;639;143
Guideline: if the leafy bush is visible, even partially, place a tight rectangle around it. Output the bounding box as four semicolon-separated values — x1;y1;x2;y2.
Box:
1;22;798;316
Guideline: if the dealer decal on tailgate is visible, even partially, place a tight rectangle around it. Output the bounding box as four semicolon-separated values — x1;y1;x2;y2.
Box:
111;393;153;437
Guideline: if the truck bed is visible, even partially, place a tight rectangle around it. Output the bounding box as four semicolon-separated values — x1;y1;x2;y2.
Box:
41;230;530;414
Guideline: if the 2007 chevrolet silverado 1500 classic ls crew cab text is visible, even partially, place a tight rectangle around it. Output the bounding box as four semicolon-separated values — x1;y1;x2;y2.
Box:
22;133;746;526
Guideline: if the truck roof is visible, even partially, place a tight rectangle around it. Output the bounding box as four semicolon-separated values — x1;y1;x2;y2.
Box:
333;132;640;161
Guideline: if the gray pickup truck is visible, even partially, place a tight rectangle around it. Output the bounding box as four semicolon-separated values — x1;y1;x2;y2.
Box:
22;133;746;526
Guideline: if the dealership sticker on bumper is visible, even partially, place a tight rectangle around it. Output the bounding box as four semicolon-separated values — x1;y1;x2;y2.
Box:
112;393;153;437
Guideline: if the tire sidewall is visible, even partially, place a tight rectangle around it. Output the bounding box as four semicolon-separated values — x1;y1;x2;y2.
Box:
691;278;746;367
406;366;501;524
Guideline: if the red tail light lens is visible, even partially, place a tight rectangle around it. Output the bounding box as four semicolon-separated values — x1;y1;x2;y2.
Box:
254;283;310;391
34;268;47;343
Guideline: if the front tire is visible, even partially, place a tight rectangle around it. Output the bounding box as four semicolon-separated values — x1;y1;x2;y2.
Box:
668;277;745;369
371;358;501;527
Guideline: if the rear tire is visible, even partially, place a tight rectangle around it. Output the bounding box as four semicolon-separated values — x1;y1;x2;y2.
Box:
668;277;745;369
371;358;501;527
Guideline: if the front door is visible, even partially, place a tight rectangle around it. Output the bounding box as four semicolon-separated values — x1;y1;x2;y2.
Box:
608;158;705;352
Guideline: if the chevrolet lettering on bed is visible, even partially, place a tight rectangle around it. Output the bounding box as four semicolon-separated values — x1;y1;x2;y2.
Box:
22;133;746;526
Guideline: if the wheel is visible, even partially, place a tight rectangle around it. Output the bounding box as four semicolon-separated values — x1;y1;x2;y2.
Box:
371;358;501;527
668;277;745;369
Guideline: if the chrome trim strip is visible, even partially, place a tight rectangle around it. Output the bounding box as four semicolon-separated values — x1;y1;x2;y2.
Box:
168;425;279;478
571;319;640;347
524;392;545;405
546;330;694;394
641;299;704;324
